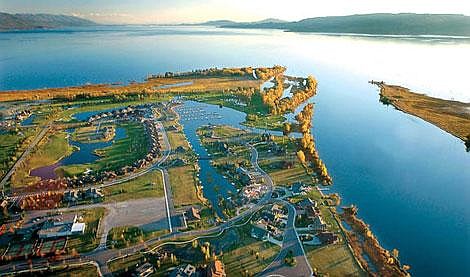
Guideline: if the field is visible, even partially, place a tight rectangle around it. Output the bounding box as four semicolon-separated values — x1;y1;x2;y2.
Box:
306;243;366;276
377;83;470;146
0;73;264;102
66;207;105;253
0;128;36;179
59;121;149;176
103;170;164;202
107;225;168;249
168;165;200;207
166;127;189;150
219;236;279;276
16;263;99;277
11;130;74;188
71;124;115;143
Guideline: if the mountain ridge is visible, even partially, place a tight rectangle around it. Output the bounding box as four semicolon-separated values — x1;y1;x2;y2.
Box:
0;12;97;31
217;13;470;36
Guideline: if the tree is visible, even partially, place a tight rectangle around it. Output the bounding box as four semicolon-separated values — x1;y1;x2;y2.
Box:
392;248;399;258
283;122;291;136
297;150;306;164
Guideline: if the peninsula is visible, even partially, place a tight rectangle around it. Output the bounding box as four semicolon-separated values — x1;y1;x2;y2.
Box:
373;81;470;151
0;66;408;276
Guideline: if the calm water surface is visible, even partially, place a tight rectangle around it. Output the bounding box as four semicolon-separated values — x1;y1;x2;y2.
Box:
1;26;469;276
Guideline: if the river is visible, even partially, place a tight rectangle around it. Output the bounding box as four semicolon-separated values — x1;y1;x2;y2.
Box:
1;25;469;276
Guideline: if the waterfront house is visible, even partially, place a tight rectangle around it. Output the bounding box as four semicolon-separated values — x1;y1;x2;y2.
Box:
206;260;226;277
170;263;198;277
134;262;155;277
317;232;339;245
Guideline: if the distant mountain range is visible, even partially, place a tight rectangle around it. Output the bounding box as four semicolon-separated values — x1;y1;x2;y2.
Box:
2;12;469;36
0;12;96;31
209;13;470;36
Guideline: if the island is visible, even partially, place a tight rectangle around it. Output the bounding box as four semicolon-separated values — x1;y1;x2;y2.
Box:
372;81;470;151
0;67;409;276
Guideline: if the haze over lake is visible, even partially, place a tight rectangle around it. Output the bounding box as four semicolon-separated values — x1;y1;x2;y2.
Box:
1;25;469;276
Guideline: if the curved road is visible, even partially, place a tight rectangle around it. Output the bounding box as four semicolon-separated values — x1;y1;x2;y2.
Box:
0;144;313;277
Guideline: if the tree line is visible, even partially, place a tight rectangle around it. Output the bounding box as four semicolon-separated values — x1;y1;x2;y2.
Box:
261;75;318;115
295;103;333;185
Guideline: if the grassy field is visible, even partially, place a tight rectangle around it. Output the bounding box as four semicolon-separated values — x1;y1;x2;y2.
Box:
66;207;105;253
11;130;75;188
59;121;149;176
243;113;287;131
378;83;470;145
168;165;200;207
269;166;314;187
21;263;99;277
0;72;263;102
71;124;115;143
167;128;189;150
103;170;164;202
0;128;36;179
306;243;366;277
202;224;280;276
108;252;145;273
107;225;168;249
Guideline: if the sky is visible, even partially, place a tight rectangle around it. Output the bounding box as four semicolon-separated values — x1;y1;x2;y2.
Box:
1;0;469;24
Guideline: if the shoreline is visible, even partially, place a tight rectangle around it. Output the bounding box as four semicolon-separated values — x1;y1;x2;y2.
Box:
371;81;470;151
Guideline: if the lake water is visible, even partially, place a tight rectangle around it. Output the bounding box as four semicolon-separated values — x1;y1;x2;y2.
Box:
30;127;127;179
1;26;469;276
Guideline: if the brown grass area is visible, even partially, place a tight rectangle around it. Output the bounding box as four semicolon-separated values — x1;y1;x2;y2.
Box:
378;83;470;142
168;165;200;207
306;243;367;277
0;75;263;102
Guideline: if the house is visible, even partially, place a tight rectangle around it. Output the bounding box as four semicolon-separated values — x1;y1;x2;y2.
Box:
290;182;307;196
84;188;104;199
206;260;226;277
317;232;339;245
295;198;317;214
64;190;79;202
37;214;86;239
187;207;201;221
251;226;267;240
309;215;327;232
170;263;198;277
134;262;155;277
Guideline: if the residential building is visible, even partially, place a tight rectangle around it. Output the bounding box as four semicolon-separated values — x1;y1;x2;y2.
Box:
206;260;226;277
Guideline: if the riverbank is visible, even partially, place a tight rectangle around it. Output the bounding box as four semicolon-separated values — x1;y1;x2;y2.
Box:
372;81;470;151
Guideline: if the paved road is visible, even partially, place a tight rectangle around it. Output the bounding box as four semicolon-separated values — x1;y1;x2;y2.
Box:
154;120;181;233
259;200;313;277
0;125;50;195
5;119;167;201
0;144;278;276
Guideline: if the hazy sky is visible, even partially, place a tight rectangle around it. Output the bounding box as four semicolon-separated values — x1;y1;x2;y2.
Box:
1;0;469;24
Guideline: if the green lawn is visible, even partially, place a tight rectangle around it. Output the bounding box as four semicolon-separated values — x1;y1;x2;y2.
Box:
0;128;36;179
168;165;200;207
59;121;149;176
71;124;115;143
66;208;105;253
103;170;164;202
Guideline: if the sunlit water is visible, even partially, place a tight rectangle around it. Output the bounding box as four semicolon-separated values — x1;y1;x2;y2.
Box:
1;26;469;276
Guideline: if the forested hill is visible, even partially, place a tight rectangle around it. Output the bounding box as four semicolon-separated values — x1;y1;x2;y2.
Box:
220;13;470;36
0;12;96;31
